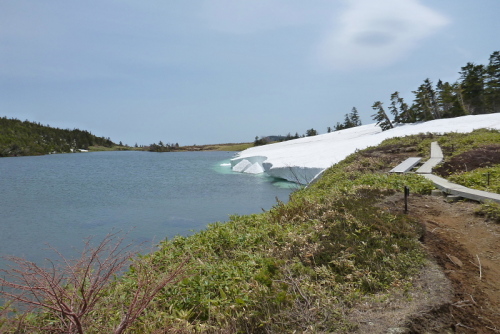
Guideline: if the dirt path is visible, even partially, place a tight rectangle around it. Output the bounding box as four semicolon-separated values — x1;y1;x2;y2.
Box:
405;194;500;333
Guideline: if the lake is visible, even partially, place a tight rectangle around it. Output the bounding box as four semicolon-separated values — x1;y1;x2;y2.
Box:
0;151;295;266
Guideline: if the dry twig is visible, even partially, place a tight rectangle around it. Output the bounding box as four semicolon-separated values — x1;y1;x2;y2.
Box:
0;232;188;334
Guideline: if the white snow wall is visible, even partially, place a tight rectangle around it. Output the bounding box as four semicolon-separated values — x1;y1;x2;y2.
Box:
230;114;500;184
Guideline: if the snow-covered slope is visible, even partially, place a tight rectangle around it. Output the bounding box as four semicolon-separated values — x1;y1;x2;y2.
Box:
230;114;500;184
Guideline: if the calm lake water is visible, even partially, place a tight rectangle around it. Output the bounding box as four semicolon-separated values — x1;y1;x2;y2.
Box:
0;151;295;266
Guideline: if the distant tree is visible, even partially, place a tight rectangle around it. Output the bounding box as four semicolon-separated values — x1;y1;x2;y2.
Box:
327;126;332;133
349;107;361;127
425;79;441;119
254;136;267;146
343;113;353;128
0;117;115;157
410;79;440;121
371;101;393;131
436;80;465;118
389;92;401;123
306;128;318;136
458;62;486;114
389;91;414;123
334;122;345;131
485;51;500;113
334;107;361;132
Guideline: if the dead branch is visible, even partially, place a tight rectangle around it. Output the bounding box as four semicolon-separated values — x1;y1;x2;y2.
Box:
0;232;135;334
113;256;189;334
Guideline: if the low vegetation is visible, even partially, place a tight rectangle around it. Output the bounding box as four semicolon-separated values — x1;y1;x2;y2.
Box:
88;145;142;152
432;129;500;194
373;128;500;194
1;129;498;332
0;117;115;157
181;143;254;152
475;200;500;223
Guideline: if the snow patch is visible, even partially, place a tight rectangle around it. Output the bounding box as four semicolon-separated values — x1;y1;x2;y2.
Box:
231;114;500;184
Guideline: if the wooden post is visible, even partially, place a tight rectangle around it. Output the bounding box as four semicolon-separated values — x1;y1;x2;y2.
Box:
404;186;410;214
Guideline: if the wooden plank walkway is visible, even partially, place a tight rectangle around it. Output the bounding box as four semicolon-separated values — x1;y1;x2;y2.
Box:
415;141;500;203
415;142;443;174
389;157;422;173
423;174;500;203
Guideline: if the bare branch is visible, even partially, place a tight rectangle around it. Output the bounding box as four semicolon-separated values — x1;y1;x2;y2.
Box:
1;231;187;333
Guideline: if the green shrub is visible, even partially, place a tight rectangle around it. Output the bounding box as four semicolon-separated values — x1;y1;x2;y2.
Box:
475;201;500;223
448;165;500;193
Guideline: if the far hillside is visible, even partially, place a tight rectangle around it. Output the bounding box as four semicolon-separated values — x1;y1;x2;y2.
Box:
0;117;116;157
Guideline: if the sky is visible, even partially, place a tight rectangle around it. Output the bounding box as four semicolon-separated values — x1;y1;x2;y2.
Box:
1;0;499;146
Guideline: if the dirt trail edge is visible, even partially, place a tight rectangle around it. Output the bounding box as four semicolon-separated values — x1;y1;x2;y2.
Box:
394;194;499;333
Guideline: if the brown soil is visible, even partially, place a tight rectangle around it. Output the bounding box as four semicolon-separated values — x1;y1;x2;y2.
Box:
378;193;500;333
349;146;500;333
434;145;500;176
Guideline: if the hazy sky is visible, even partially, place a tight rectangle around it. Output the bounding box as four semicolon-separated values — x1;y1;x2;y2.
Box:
1;1;499;146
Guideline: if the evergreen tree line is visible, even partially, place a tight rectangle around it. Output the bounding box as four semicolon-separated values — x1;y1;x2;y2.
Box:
0;117;115;157
253;128;319;146
330;107;362;132
147;140;180;152
371;50;500;130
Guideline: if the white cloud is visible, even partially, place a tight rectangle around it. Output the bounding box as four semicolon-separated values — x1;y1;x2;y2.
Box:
314;0;450;70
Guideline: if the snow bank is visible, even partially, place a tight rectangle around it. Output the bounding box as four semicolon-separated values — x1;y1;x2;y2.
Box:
231;114;500;184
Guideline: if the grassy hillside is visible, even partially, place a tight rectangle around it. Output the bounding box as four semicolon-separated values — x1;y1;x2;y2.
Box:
0;117;116;157
1;129;499;333
180;142;254;151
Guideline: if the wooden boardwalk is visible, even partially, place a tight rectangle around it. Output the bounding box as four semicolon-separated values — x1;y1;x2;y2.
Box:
389;157;422;173
423;174;500;203
416;141;500;203
415;142;443;174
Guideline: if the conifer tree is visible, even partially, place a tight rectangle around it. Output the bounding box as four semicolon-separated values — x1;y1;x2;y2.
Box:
410;79;440;121
371;101;393;131
458;62;486;114
396;93;412;123
349;107;361;126
306;128;318;136
424;79;441;119
389;92;401;123
334;122;344;131
343;113;353;128
485;51;500;113
436;80;465;118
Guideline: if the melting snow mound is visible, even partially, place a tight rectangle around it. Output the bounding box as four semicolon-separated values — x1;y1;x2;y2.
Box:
230;114;500;184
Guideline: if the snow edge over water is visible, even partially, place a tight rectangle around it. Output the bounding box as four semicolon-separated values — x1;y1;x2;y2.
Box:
230;114;500;184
